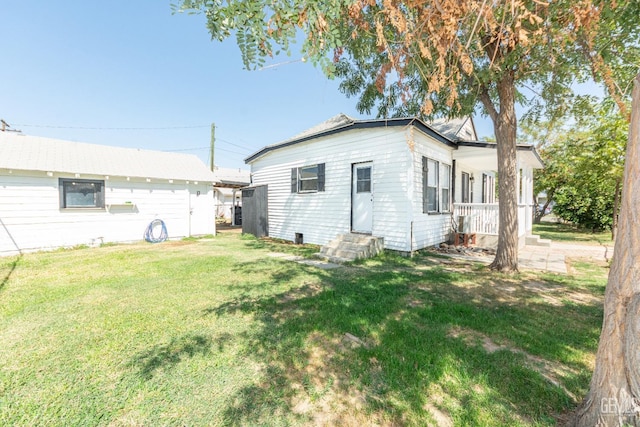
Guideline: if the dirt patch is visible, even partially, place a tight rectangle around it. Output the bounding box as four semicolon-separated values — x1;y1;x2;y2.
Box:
285;332;398;426
423;402;453;427
448;326;579;401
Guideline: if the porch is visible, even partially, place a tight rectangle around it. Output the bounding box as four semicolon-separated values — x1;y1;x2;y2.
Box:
452;203;534;238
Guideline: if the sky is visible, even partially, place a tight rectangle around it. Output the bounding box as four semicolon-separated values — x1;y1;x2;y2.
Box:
1;2;600;171
0;1;498;171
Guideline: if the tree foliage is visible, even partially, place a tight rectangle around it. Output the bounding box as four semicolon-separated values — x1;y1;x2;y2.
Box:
529;102;627;231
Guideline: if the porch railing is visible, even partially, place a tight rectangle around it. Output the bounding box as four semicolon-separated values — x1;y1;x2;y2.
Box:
453;203;499;235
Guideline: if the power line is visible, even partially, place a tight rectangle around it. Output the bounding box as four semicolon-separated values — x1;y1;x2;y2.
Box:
14;123;210;130
216;146;251;156
164;146;249;156
217;137;254;152
163;146;209;152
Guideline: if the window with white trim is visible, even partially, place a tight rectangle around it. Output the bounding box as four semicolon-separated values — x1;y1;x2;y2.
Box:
291;163;325;193
461;172;470;203
482;173;496;203
441;164;451;212
59;178;105;209
423;157;439;213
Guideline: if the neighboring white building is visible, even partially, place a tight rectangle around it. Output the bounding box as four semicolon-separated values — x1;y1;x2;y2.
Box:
212;167;250;221
0;132;216;255
244;114;543;252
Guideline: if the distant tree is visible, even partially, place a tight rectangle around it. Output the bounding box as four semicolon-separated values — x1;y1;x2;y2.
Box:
529;103;626;234
176;0;638;272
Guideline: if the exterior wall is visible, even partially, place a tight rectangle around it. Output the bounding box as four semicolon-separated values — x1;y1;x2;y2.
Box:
250;127;415;251
408;130;456;250
250;126;457;252
0;170;214;255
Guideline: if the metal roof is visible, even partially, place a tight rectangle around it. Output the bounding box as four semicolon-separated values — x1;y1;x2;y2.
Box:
0;132;217;182
245;115;456;163
212;166;251;188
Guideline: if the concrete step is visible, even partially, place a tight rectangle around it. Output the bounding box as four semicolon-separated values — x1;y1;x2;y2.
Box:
321;246;375;259
320;241;373;253
318;234;384;263
525;235;552;247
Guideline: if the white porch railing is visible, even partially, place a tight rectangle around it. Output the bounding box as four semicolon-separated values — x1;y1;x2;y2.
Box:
453;203;537;236
453;203;499;235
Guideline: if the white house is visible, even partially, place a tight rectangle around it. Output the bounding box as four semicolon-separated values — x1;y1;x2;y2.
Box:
243;114;543;253
0;132;217;255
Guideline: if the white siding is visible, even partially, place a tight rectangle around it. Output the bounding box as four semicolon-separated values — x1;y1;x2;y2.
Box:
408;130;455;250
250;126;460;252
0;170;214;255
250;127;414;251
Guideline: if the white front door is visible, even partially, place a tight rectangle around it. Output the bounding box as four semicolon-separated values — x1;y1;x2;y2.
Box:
351;162;373;233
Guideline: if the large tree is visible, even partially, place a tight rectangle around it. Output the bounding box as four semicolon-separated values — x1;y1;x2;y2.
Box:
572;72;640;427
176;0;635;272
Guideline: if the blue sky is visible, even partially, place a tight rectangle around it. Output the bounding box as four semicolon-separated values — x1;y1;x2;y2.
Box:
3;2;579;171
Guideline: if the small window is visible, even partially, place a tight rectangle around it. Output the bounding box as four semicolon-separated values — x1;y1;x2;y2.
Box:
441;164;451;212
291;163;325;193
59;178;105;209
299;165;318;192
423;157;439;213
356;167;371;193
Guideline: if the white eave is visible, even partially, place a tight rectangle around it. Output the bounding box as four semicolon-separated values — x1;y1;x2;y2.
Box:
454;141;544;170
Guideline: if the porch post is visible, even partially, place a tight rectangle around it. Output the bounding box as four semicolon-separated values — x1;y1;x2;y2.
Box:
525;167;533;233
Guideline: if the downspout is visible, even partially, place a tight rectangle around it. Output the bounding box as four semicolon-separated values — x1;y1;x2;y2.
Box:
406;128;415;255
451;159;456;239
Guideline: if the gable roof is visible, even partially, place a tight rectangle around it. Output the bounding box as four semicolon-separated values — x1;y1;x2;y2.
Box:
0;132;217;182
429;116;478;141
245;115;456;163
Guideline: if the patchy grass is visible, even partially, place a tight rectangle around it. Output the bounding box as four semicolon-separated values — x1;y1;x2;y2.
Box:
533;222;612;245
0;233;606;426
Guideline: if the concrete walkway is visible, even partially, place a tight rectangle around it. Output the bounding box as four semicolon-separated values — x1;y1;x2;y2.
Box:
440;242;613;274
518;242;614;274
268;242;614;275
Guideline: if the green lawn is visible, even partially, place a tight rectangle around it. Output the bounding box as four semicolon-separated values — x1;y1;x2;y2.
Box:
0;234;607;426
533;222;613;245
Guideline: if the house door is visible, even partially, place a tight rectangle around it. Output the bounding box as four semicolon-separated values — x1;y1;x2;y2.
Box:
351;162;373;234
190;186;214;236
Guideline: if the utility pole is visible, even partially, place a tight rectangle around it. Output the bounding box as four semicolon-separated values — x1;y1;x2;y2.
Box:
210;122;215;171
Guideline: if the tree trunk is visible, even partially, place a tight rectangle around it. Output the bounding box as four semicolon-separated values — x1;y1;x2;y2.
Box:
572;73;640;426
534;199;552;224
612;178;620;241
488;77;519;272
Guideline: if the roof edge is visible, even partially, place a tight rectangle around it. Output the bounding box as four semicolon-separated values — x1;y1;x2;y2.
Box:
245;117;456;164
457;141;545;168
